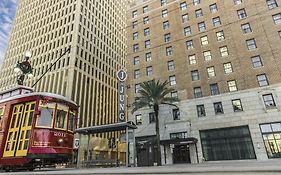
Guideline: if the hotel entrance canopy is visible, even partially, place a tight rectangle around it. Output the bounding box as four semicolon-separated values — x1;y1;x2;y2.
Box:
75;121;137;134
160;137;198;145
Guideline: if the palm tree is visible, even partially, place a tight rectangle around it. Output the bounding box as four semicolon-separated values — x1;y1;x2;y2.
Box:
131;79;179;166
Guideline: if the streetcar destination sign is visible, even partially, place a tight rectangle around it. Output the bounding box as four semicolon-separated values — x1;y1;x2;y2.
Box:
117;69;127;122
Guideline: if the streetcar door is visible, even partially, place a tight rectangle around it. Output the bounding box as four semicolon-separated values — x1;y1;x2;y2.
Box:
3;102;35;157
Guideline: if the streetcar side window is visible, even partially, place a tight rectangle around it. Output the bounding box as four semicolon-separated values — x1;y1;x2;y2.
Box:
55;104;68;130
0;107;4;130
37;103;55;128
68;111;75;132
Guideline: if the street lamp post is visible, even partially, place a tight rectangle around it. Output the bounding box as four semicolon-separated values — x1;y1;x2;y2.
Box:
14;51;33;85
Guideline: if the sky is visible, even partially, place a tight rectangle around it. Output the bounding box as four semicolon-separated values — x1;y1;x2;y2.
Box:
0;0;18;67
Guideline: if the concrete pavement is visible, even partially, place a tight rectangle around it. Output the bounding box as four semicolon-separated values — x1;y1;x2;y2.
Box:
1;159;281;175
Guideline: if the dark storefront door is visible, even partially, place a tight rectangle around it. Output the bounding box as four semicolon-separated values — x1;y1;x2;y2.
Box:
136;136;157;167
173;145;191;164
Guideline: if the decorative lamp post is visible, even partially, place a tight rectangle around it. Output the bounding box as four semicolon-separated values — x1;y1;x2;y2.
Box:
14;51;33;85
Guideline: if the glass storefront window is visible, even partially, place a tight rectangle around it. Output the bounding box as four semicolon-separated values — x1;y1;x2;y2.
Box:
200;125;256;161
55;104;68;130
260;122;281;158
37;102;56;128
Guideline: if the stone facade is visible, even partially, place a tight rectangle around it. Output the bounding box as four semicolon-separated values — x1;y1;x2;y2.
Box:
126;0;281;165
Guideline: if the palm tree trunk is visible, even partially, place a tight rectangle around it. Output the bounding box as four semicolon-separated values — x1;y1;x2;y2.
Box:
154;104;162;166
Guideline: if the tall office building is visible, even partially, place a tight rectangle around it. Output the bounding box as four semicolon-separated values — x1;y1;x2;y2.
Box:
0;0;127;162
127;0;281;166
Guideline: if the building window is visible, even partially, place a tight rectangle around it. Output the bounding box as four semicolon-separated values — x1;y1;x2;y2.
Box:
134;69;140;79
143;6;149;13
133;32;138;40
182;14;189;23
200;126;256;161
246;39;257;50
198;22;206;32
0;107;4;130
194;87;202;98
237;9;247;19
210;83;219;95
136;114;142;125
260;122;281;158
233;0;243;5
186;40;194;49
133;44;139;52
132;10;137;18
202;51;211;61
171;91;178;98
162;9;168;17
168;60;175;70
161;0;167;6
197;105;206;117
209;3;218;13
134;56;140;65
145;52;152;61
189;55;197;65
146;66;153;76
132;21;138;28
267;0;278;10
223;62;233;74
228;80;238;92
214;102;224;114
191;70;200;81
232;99;243;112
195;9;203;18
163;21;170;29
173;108;180;120
184;26;192;36
180;2;187;10
251;55;263;68
272;13;281;24
170;132;188;139
193;0;200;5
166;46;173;56
207;66;215;78
257;74;269;86
216;31;225;41
164;33;171;42
169;75;176;85
241;23;252;34
145;40;151;48
262;94;276;108
144;28;150;36
135;84;140;93
200;36;209;45
149;112;156;123
143;16;149;24
212;17;221;27
220;46;229;57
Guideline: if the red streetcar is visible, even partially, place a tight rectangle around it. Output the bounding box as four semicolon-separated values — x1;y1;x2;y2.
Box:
0;86;78;171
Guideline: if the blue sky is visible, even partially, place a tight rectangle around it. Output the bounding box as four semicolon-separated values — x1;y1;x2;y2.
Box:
0;0;18;67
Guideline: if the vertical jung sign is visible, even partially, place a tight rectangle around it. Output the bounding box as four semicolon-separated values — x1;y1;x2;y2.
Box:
117;69;127;122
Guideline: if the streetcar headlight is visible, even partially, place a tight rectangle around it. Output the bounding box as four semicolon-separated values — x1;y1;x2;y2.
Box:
58;138;64;143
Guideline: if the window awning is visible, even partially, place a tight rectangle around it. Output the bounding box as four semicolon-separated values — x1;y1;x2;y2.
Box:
75;121;137;134
160;137;198;145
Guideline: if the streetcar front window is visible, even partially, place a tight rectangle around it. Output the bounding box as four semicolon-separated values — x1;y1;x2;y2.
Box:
68;111;75;132
37;103;55;128
55;104;68;130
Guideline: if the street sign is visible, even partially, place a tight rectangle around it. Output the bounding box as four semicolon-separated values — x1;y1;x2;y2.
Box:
73;139;80;149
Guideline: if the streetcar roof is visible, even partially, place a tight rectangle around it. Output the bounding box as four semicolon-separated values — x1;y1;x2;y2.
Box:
0;92;77;107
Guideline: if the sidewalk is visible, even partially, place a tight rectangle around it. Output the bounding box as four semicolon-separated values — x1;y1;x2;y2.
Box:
4;159;281;175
